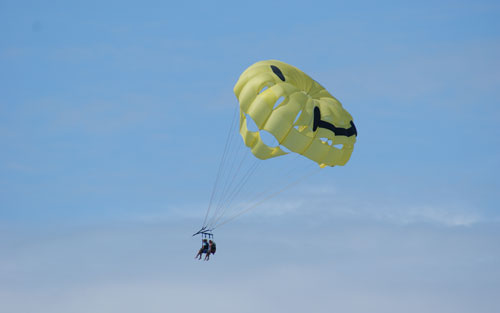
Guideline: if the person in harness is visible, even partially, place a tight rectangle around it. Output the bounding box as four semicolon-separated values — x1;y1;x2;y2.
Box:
204;240;216;261
195;239;209;260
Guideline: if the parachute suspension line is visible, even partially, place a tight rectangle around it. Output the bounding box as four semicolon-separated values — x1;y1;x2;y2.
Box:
220;133;325;220
244;157;313;214
233;154;305;211
207;158;260;229
202;106;239;228
205;115;250;229
208;159;261;229
242;154;306;203
217;159;261;216
213;154;300;224
207;149;251;229
210;131;248;220
210;154;311;229
212;166;323;230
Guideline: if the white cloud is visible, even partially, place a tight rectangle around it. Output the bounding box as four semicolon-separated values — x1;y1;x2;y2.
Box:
138;182;484;229
374;204;482;226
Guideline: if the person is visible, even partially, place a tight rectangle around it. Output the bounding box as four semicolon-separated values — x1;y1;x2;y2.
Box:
210;240;216;255
195;239;209;260
204;239;216;261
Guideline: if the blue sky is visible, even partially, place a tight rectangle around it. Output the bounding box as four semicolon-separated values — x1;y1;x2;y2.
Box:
1;1;499;312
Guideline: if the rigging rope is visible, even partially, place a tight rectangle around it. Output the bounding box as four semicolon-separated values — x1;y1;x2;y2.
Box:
212;166;322;229
201;106;325;231
202;107;238;227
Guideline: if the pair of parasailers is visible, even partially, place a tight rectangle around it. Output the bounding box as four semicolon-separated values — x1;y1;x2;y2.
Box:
195;239;216;261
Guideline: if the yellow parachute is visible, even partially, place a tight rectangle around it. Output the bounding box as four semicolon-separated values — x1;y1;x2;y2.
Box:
234;60;357;167
195;60;358;234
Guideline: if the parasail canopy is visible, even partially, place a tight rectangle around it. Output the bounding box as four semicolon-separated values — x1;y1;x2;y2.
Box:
234;60;357;168
197;60;358;232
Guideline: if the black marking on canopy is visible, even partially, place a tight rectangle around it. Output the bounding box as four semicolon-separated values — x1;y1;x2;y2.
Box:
313;106;357;137
270;65;285;81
